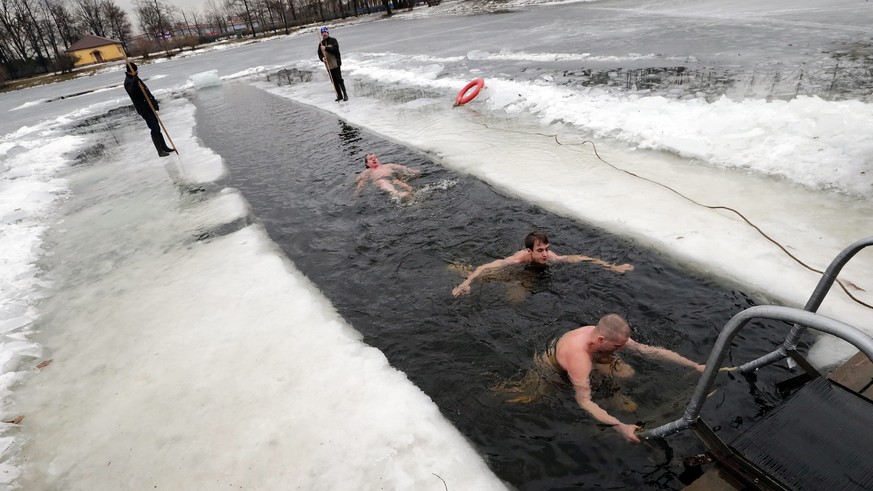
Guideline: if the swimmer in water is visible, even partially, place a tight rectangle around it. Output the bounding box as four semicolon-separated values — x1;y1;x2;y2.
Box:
354;153;421;200
451;231;633;297
497;313;705;443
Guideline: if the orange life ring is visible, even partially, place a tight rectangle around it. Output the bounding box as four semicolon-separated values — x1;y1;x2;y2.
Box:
454;78;485;106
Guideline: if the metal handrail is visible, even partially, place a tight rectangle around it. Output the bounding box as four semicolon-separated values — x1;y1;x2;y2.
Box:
640;305;873;440
737;236;873;374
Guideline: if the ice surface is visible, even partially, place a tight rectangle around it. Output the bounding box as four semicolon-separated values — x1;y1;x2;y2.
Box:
1;0;872;487
2;97;506;489
189;69;222;90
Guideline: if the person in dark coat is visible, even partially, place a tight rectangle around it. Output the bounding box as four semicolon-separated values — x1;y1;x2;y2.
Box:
317;27;348;102
124;62;174;157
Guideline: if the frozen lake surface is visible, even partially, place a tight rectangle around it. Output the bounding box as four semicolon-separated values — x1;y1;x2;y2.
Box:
1;0;872;488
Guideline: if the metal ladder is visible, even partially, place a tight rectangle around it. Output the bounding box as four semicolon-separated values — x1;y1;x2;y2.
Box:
639;237;873;490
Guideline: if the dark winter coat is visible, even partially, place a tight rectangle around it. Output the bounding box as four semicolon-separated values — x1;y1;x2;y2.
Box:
317;36;342;69
124;73;159;115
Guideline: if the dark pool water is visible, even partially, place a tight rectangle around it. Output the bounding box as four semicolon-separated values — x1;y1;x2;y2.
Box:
192;82;794;490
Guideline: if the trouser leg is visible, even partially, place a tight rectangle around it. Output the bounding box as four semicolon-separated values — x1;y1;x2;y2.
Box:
143;112;172;154
330;67;346;100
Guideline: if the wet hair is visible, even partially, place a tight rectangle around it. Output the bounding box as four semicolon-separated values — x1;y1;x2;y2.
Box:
524;231;549;250
595;313;631;341
364;153;378;168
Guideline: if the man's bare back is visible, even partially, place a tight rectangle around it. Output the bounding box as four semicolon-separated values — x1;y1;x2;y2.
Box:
555;315;704;443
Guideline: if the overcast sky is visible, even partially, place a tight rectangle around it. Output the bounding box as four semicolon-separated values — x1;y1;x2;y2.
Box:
117;0;211;29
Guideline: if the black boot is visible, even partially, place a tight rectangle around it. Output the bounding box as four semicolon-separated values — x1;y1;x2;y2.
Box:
340;81;348;101
152;132;170;157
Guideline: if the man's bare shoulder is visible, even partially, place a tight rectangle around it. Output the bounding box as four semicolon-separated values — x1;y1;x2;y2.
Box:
505;249;532;263
556;326;594;356
559;325;594;344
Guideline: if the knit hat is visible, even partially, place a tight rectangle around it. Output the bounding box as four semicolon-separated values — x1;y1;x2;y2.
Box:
320;26;329;33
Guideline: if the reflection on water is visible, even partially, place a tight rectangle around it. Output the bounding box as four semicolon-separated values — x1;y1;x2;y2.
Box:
338;120;363;159
193;82;793;490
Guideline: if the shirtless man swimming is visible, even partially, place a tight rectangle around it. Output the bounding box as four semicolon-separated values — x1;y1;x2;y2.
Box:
553;313;705;443
355;153;420;200
452;231;633;297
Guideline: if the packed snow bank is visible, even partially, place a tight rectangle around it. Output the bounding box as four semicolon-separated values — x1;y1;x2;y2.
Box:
6;99;506;490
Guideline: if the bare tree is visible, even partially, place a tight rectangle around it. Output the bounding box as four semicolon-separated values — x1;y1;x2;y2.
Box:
134;0;174;54
35;0;62;58
0;0;33;61
265;0;289;34
0;0;81;78
285;0;296;24
41;0;79;47
35;1;76;72
255;0;273;32
102;0;131;44
203;0;227;34
14;0;52;71
225;0;256;38
74;0;107;37
184;9;202;37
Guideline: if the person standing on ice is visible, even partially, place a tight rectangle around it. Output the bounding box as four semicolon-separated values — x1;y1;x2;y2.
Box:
317;26;349;102
123;62;174;157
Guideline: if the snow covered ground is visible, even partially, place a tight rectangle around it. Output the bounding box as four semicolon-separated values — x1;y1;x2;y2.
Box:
1;0;872;487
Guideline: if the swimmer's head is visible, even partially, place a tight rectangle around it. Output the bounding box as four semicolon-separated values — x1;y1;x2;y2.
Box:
364;153;380;168
524;231;549;250
595;313;630;350
525;231;550;264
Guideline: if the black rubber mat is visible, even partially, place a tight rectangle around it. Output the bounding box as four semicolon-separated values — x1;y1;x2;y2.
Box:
732;376;873;490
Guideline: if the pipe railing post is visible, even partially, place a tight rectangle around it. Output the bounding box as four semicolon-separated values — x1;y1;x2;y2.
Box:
737;236;873;375
641;306;873;440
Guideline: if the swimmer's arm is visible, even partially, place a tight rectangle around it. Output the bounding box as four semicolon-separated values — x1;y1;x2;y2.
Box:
452;253;525;297
387;163;421;177
354;171;370;194
552;252;634;273
568;362;641;443
627;339;705;372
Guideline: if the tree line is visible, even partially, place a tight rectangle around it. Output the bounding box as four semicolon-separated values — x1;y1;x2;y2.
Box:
1;0;406;82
